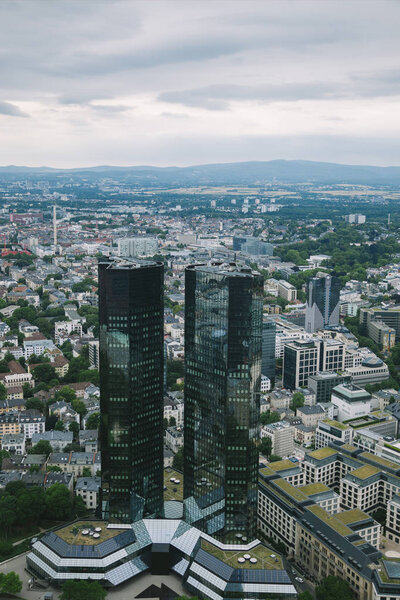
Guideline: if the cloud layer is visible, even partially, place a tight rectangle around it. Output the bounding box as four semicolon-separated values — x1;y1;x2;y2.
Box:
0;0;399;166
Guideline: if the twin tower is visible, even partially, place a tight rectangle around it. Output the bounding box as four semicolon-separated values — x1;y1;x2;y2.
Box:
98;257;263;543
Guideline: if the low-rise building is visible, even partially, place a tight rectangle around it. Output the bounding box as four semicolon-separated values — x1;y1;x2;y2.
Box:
75;476;101;510
32;430;73;451
261;421;295;458
1;432;26;455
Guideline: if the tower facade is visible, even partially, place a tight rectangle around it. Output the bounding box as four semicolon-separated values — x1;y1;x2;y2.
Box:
183;263;263;542
99;257;164;523
262;318;276;383
305;273;340;333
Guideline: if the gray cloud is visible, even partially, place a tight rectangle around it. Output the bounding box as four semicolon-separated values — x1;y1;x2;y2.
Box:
0;101;28;117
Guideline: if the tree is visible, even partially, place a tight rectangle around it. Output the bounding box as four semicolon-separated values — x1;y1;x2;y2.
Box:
260;437;273;458
169;416;176;427
269;454;282;462
316;575;354;600
23;381;33;398
0;382;6;401
55;386;77;403
69;421;80;440
26;396;44;412
32;362;57;384
72;398;87;418
172;447;184;471
60;580;107;600
0;571;22;595
298;592;313;600
82;466;92;477
85;412;100;430
45;483;73;520
260;410;280;425
291;391;305;411
55;420;65;431
29;439;52;456
0;540;13;560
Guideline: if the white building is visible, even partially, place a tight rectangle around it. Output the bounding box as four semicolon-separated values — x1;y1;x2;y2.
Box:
1;432;26;455
75;477;101;510
331;384;371;422
117;237;158;258
260;375;271;393
261;421;295;458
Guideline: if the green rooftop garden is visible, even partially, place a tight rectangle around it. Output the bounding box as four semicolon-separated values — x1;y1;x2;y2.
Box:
360;452;400;471
309;447;337;460
267;459;298;472
341;444;358;452
378;558;400;584
273;478;308;502
322;419;348;430
299;483;331;496
307;505;352;536
350;465;381;480
335;509;370;525
56;521;120;545
259;465;275;477
164;468;183;501
201;540;283;570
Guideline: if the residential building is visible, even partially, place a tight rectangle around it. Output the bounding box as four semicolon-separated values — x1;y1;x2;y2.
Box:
184;263;263;541
1;432;26;455
31;430;73;451
296;404;326;428
75;476;101;510
165;426;184;453
345;213;366;224
99;257;164;523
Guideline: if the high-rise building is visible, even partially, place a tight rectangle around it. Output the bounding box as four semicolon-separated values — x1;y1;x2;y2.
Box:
305;273;340;333
184;263;263;542
282;340;320;390
262;318;276;382
98;257;164;523
232;236;273;256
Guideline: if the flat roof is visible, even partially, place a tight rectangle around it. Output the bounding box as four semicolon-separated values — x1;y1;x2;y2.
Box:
349;465;381;480
308;447;337;460
335;509;372;526
307;505;352;536
299;483;332;496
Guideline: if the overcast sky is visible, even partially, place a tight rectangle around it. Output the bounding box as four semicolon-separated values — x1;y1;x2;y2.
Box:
1;0;400;167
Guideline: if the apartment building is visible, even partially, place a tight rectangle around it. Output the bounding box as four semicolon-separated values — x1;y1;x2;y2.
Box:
75;476;101;510
47;452;101;477
296;404;326;428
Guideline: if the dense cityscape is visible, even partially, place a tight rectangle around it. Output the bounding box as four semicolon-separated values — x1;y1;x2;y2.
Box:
0;167;399;600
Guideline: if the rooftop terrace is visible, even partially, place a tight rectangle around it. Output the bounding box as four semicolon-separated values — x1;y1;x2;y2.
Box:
56;521;121;546
201;540;283;570
308;447;337;460
163;468;183;502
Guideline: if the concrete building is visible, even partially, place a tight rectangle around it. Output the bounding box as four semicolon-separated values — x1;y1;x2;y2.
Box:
319;339;345;372
308;371;352;404
117;236;158;258
32;430;73;451
345;213;366;224
261;421;295;457
386;494;400;544
296;404;326;428
315;419;353;448
331;384;372;422
277;280;297;302
88;339;99;369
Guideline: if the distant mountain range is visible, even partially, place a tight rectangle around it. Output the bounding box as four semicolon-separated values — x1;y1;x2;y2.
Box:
1;159;400;185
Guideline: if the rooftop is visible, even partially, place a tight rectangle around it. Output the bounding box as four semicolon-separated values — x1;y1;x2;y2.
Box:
267;459;299;472
307;505;352;536
308;447;337;460
56;521;121;546
273;478;308;502
349;465;381;480
320;418;349;431
299;483;331;496
201;540;283;570
163;468;183;502
335;509;371;526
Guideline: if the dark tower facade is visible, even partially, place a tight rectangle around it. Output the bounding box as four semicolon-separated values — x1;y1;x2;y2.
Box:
99;257;164;523
183;263;263;542
262;318;276;383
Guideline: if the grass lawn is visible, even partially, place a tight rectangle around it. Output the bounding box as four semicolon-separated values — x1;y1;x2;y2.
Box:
201;540;283;570
56;521;120;545
164;468;183;501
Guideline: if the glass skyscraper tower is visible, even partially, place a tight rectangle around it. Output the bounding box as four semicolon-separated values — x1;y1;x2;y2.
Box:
183;263;263;542
99;257;164;523
305;273;341;333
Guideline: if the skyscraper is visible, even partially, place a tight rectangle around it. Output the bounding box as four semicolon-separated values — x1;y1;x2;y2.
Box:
99;257;164;523
305;273;341;333
184;263;263;542
262;318;276;383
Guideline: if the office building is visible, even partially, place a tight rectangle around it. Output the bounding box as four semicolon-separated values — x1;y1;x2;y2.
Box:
184;263;263;541
117;236;158;258
282;340;320;390
360;306;400;343
319;339;345;372
261;318;276;382
232;236;273;256
305;273;340;333
99;257;164;522
331;384;371;422
261;421;295;457
345;214;366;224
277;280;297;301
308;371;352;404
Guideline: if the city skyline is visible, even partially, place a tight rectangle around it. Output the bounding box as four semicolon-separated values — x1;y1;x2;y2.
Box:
1;1;400;167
